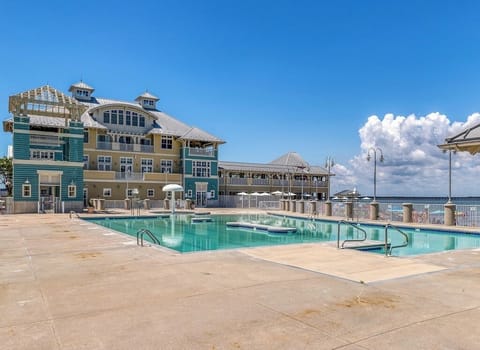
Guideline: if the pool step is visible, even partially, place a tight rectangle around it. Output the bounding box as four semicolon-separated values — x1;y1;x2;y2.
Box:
226;222;296;234
342;240;391;251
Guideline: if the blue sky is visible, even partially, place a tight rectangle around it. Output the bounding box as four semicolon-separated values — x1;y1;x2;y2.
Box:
1;0;480;196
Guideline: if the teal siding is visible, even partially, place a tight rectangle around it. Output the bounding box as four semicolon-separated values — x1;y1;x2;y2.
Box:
184;178;219;200
13;163;83;202
13;116;30;160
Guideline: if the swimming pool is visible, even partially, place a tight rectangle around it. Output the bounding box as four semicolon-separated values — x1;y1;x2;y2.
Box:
84;214;480;255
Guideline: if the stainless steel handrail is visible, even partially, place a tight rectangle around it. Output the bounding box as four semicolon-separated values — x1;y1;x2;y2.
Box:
384;224;409;256
337;220;368;248
136;229;160;246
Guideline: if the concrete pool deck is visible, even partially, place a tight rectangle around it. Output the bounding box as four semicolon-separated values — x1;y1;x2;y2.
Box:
1;209;480;349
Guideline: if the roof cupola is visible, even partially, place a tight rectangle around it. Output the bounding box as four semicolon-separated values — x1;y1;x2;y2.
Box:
68;81;94;101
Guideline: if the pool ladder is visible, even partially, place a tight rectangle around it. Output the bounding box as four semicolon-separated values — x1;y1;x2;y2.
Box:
136;229;160;247
337;221;409;256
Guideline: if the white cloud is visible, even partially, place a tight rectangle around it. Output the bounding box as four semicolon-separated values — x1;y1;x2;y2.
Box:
332;112;480;197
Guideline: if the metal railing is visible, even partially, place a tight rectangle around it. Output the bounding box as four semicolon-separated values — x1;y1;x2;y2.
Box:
136;229;160;246
384;224;409;256
337;220;367;248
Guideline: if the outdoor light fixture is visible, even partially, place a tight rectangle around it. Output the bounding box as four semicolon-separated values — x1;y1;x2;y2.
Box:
443;149;457;203
325;156;335;201
367;147;384;202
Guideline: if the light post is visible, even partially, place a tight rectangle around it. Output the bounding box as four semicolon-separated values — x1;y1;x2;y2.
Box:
325;157;335;201
443;149;456;203
366;148;384;202
296;165;308;200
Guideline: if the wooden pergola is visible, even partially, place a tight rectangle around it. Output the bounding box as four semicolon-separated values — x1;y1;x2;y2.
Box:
8;85;87;124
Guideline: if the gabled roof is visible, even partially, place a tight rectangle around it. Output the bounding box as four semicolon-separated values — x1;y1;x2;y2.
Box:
69;81;95;92
180;127;225;143
135;91;159;102
438;122;480;155
269;152;310;169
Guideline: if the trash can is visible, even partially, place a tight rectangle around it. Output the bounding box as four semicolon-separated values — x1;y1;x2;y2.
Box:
124;198;131;210
164;199;170;210
185;199;192;210
98;199;105;211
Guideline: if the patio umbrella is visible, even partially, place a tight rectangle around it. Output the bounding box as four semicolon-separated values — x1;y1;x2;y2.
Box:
162;184;184;214
271;191;283;195
237;192;247;208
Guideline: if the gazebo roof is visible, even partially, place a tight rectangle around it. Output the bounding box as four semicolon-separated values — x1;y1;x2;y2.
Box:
438;122;480;155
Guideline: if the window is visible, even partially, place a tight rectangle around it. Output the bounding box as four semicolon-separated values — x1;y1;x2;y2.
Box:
84;131;89;143
126;188;133;198
76;89;89;97
139;116;145;127
118;110;124;124
120;157;133;171
111;110;117;124
132;112;138;126
30;150;55;160
68;185;76;198
126;111;131;125
103;188;112;197
147;189;155;197
141;159;153;173
192;161;211;177
187;189;192;198
161;160;173;173
161;136;173;149
83;155;89;170
210;190;215;199
22;184;31;197
98;156;112;171
103;111;110;123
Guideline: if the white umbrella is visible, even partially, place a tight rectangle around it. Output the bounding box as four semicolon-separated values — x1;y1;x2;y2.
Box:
162;184;184;214
271;191;283;196
251;192;260;196
259;192;270;196
237;192;247;208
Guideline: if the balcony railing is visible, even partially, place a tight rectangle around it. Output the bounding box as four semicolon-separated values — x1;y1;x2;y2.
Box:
30;135;63;146
115;172;145;181
140;144;154;153
96;141;154;153
97;141;112;150
188;148;216;157
229;178;248;185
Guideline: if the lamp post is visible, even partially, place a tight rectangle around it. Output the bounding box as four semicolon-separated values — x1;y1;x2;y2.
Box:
325;157;335;201
366;148;384;202
443;149;456;203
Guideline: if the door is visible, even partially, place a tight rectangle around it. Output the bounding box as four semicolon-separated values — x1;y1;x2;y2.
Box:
196;191;207;207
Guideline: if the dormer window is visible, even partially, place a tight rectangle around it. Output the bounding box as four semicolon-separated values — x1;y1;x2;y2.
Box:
76;89;89;97
144;99;154;107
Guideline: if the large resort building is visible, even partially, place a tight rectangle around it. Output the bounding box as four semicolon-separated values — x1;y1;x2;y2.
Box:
3;82;332;213
3;82;224;213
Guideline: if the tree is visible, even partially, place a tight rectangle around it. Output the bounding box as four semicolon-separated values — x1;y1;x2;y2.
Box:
0;157;12;196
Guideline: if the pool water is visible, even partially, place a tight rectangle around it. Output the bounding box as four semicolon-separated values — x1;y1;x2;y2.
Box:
84;214;480;255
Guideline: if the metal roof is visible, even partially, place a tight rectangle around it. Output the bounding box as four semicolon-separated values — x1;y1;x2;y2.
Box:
135;91;159;101
68;81;95;92
438;122;480;155
269;152;310;168
219;160;329;175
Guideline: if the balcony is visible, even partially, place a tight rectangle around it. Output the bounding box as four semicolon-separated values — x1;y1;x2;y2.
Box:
95;141;154;153
187;147;216;157
30;135;63;146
